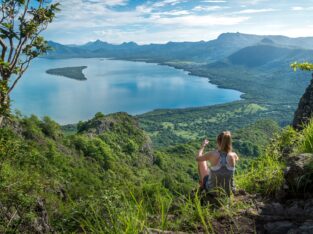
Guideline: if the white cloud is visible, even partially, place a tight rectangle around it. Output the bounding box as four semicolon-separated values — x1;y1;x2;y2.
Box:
83;0;127;6
291;6;313;11
235;8;276;14
291;6;304;11
159;10;191;16
239;0;269;5
91;27;223;44
155;15;249;27
193;5;223;11
45;0;313;45
202;0;227;2
151;0;185;8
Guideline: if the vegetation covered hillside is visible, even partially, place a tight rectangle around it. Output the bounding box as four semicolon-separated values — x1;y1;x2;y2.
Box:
0;112;198;232
2;109;313;233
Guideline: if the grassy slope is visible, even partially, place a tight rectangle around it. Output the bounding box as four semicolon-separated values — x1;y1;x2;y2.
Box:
1;111;300;233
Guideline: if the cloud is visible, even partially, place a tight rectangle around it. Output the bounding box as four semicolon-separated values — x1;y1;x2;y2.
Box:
291;6;313;11
235;8;276;14
239;0;269;5
159;10;191;16
151;0;185;8
84;0;127;6
45;0;313;45
291;6;304;11
202;0;227;2
193;5;223;11
155;15;249;27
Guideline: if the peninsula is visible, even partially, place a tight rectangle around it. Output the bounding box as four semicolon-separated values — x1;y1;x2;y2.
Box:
46;66;88;80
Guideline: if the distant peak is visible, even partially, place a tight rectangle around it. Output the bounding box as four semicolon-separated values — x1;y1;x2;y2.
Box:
261;38;274;44
217;32;259;41
94;39;107;44
120;41;138;46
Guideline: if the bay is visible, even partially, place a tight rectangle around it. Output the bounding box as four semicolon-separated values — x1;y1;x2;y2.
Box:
11;58;242;124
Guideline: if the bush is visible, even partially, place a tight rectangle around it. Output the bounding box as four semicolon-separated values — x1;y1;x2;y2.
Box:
40;116;62;139
298;118;313;153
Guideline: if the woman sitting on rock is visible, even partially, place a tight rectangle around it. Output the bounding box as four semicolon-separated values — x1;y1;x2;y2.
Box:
196;131;239;196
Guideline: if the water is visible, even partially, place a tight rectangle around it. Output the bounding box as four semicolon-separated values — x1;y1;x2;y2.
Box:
11;58;242;124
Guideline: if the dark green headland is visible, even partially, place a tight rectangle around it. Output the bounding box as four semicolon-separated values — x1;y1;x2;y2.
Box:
46;66;88;80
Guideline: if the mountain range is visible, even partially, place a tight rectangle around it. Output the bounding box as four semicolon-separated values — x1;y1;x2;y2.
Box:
47;33;313;67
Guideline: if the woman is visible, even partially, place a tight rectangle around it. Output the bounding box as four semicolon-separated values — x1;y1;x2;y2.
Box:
196;131;239;196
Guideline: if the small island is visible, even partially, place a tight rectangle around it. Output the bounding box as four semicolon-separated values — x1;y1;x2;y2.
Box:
46;66;88;80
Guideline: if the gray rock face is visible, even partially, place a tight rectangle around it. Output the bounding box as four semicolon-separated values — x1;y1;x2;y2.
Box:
264;221;295;234
293;74;313;130
284;153;313;193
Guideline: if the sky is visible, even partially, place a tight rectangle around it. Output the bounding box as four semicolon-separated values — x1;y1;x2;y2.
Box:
44;0;313;45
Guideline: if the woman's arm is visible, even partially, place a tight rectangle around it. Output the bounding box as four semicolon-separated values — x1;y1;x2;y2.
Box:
196;139;211;161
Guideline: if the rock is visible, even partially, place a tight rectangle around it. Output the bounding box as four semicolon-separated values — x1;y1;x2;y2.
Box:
299;220;313;233
284;153;313;193
304;200;313;217
264;221;295;234
287;229;301;234
293;74;313;130
286;203;304;217
31;198;53;233
262;202;285;216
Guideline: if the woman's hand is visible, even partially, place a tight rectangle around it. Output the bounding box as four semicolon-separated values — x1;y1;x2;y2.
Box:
201;139;209;148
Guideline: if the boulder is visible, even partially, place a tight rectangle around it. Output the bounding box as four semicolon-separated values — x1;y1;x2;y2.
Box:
264;221;295;234
284;153;313;193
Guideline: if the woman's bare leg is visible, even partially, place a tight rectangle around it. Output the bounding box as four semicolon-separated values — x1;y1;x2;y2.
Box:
198;161;209;187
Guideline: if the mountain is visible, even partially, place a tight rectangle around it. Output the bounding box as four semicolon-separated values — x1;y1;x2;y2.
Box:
46;33;313;63
47;41;86;57
227;44;313;68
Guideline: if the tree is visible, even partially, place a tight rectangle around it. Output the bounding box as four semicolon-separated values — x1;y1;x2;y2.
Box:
0;0;60;126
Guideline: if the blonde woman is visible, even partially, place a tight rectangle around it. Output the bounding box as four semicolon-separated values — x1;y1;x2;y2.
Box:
196;131;239;196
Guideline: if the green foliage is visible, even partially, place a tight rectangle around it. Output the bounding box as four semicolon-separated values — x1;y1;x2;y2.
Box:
70;134;113;170
298;118;313;153
235;126;297;196
0;0;60;121
291;62;313;72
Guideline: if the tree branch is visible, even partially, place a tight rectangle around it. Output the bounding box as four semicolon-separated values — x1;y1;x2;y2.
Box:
0;38;7;61
9;0;30;68
8;58;32;94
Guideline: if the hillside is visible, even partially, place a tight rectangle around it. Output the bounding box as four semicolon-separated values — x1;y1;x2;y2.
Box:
1;110;313;233
227;44;313;68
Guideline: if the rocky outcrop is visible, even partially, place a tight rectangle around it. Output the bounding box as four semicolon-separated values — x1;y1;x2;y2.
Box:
77;112;154;162
254;153;313;233
255;199;313;234
0;198;53;233
284;153;313;195
293;73;313;130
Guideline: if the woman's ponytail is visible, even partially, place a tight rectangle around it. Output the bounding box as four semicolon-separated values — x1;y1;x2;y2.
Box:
217;131;232;153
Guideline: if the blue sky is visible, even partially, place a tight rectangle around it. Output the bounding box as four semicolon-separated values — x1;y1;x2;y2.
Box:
45;0;313;44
